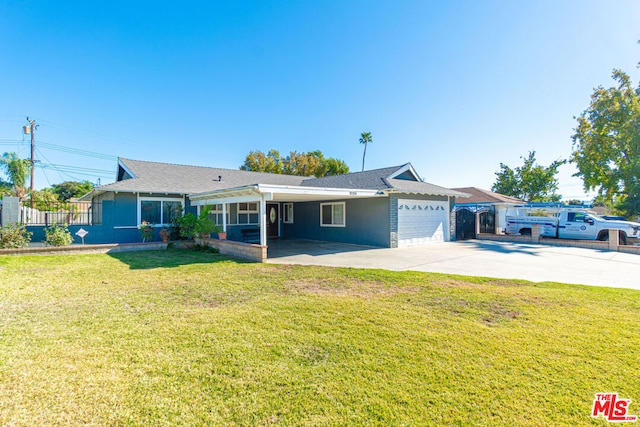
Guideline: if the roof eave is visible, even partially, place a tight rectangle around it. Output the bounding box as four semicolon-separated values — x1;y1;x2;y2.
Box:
386;189;471;198
189;184;384;205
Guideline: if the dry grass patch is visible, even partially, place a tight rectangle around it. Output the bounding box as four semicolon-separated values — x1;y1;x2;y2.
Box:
285;276;419;297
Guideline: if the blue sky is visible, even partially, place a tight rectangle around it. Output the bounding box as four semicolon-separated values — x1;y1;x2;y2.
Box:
1;0;639;200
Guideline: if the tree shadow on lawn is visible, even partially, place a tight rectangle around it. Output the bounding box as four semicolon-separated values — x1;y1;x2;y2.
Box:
108;248;249;270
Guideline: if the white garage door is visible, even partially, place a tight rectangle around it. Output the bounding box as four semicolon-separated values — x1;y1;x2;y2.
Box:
397;199;449;247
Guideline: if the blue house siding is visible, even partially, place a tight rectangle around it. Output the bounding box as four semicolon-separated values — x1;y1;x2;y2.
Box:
282;197;390;247
26;193;197;245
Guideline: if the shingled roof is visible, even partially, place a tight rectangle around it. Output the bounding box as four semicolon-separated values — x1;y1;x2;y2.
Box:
298;164;467;197
452;187;523;204
89;158;467;198
299;165;404;190
94;158;307;195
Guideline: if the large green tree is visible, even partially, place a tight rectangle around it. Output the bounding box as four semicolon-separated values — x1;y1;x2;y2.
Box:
240;150;349;177
0;178;11;196
0;152;31;201
30;188;60;210
240;149;283;174
571;69;640;218
49;180;94;201
492;151;565;202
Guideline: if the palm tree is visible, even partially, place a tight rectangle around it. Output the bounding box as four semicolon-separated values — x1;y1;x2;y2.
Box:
0;152;31;202
359;132;373;172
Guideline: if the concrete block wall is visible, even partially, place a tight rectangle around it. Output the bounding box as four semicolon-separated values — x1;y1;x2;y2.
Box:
538;237;609;250
619;245;640;255
477;232;638;253
1;196;20;225
476;234;532;243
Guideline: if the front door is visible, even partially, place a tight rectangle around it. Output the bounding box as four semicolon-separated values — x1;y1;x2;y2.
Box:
267;203;279;238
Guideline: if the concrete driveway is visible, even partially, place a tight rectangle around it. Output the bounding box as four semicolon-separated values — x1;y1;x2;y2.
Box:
267;239;640;290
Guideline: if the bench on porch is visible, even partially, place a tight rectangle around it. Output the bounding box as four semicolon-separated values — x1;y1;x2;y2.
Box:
241;228;261;244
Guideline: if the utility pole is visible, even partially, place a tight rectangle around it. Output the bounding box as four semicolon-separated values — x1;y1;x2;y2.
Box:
25;117;38;208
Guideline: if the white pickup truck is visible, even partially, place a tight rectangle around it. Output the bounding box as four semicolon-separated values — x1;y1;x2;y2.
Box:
505;210;640;245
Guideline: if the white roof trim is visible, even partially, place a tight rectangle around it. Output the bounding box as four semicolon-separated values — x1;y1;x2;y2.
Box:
387;163;422;182
189;184;382;205
385;188;469;198
117;158;137;179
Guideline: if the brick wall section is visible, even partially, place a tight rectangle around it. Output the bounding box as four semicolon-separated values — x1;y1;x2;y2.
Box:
389;196;398;248
619;245;640;255
532;224;541;241
450;209;456;242
476;234;532;243
539;237;609;250
200;238;266;262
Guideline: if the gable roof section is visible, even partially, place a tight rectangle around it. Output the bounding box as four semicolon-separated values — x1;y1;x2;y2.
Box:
452;187;523;204
387;163;421;181
95;158;307;195
301;163;467;197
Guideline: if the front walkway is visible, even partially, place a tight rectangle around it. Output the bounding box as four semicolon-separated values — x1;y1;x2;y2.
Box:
267;239;640;290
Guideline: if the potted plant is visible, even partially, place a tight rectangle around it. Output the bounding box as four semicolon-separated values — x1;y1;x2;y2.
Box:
138;221;154;242
214;224;226;240
159;228;170;243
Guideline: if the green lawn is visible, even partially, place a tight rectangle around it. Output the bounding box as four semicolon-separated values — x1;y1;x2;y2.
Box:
0;250;638;426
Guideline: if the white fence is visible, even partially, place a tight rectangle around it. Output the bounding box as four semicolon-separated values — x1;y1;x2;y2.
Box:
17;201;98;226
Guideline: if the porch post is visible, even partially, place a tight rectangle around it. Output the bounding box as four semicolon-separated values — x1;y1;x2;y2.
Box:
222;203;227;232
259;196;267;246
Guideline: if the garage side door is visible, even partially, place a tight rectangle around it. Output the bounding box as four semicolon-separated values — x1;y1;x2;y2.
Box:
398;199;449;247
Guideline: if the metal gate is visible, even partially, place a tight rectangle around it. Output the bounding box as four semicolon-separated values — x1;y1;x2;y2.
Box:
455;206;496;240
455;208;475;240
478;208;496;234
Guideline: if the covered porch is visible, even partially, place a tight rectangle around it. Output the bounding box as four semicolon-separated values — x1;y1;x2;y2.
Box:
189;183;384;249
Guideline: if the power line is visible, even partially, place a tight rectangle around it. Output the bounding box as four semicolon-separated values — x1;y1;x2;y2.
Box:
37;163;113;175
35;147;83;184
37;118;141;146
37;140;116;160
0;138;116;160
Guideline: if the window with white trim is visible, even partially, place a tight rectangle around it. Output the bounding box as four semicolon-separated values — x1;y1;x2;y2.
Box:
140;198;182;225
237;202;259;225
283;203;294;224
320;202;345;227
210;204;230;225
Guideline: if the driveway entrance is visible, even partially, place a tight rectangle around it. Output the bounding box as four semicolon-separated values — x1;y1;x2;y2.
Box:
267;239;640;290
